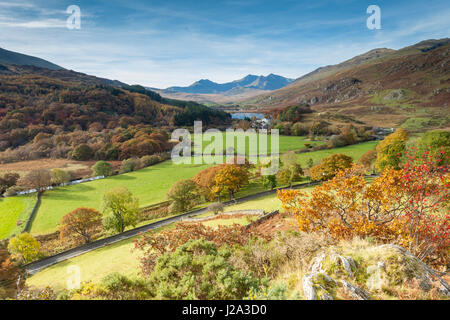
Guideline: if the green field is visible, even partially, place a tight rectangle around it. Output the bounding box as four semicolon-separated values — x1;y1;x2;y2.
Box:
31;161;211;235
192;133;324;155
296;141;378;167
26;236;142;292
0;194;35;239
26;139;376;235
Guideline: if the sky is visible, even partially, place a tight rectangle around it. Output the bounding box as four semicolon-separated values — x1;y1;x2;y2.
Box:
0;0;449;88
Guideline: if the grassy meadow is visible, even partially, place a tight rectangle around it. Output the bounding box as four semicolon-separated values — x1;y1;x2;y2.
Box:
26;236;143;292
296;140;378;167
31;161;211;235
0;194;35;239
192;132;324;155
18;138;376;235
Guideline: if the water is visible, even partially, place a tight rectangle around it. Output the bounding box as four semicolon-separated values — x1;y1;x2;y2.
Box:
231;112;264;120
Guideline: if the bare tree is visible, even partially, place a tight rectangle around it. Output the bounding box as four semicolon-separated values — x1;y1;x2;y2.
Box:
19;169;52;192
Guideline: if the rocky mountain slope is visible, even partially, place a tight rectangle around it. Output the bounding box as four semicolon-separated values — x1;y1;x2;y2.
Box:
243;38;450;130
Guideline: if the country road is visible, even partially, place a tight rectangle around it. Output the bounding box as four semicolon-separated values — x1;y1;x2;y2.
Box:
23;180;324;275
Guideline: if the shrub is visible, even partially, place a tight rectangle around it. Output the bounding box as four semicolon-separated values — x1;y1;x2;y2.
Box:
19;169;51;192
375;128;409;171
417;130;450;165
4;186;23;197
92;161;113;177
51;168;71;185
208;202;225;215
135;223;268;275
8;233;41;263
309;153;353;181
0;173;20;195
140;155;160;167
149;239;265;300
72;144;94;161
166;179;202;213
119;158;140;173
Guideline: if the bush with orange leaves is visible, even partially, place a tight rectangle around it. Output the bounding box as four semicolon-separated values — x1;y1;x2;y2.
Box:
134;222;269;275
278;149;449;266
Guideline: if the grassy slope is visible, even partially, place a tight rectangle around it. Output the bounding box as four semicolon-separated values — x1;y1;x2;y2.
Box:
296;141;378;166
192;133;323;155
30;140;376;235
31;161;211;235
0;194;35;239
27;215;255;291
26;236;142;292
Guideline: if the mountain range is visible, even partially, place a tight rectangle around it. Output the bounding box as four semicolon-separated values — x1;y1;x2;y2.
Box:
164;74;294;93
152;74;294;104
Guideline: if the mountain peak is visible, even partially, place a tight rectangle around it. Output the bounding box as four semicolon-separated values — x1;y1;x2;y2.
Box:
165;73;294;94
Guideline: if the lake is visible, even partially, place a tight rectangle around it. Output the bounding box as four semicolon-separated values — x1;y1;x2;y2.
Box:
231;112;264;120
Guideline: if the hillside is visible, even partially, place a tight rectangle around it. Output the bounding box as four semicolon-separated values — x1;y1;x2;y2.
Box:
243;38;450;131
154;74;294;104
0;48;63;70
0;62;231;161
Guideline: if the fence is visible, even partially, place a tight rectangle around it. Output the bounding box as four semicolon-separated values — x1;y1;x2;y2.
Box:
245;210;280;230
22;192;41;233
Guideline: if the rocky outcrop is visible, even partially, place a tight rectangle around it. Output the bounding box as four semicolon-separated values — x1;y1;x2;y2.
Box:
301;244;450;300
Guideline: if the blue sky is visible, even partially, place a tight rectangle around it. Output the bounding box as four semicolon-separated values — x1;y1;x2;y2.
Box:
0;0;449;88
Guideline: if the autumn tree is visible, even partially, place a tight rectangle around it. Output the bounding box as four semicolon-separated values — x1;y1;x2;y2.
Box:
309;153;353;181
212;164;250;201
397;147;449;262
60;208;103;244
72;144;94;161
417;130;450;165
357;149;377;174
51;168;71;185
166;179;202;213
375;128;409;171
101;187;139;234
263;175;277;190
0;173;19;195
277;153;304;187
92;160;113;177
279;150;449;265
8;233;41;263
192;165;225;200
0;242;22;299
19;169;51;192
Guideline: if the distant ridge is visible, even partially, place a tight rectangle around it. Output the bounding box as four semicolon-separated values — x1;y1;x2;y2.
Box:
0;47;63;70
164;73;294;94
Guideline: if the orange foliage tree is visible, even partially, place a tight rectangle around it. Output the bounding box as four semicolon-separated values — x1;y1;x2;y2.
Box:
192;165;226;200
0;243;22;299
212;164;250;201
279;149;449;265
59;208;103;244
309;153;353;181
